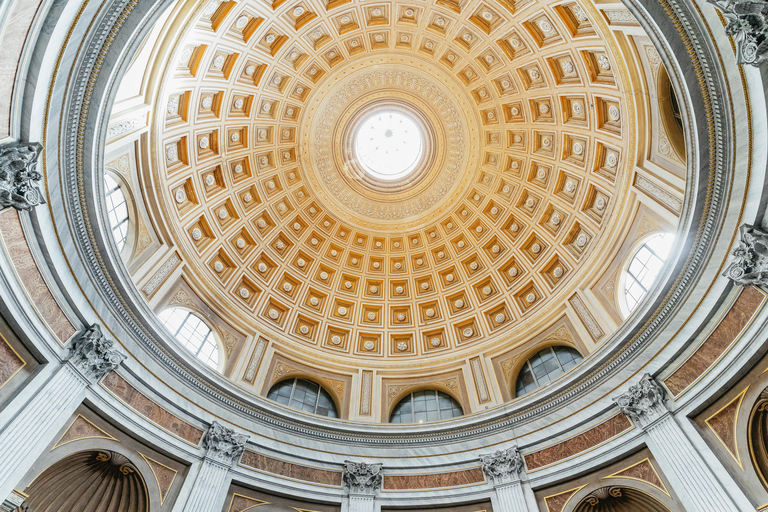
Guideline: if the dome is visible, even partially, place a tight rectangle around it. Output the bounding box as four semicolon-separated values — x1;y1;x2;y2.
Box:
1;0;767;509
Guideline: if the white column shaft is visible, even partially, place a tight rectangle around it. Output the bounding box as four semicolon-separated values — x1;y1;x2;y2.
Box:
0;363;87;500
348;494;375;512
180;458;230;512
492;481;532;512
645;415;745;511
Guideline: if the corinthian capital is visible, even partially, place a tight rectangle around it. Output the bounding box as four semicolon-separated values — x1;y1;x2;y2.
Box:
480;447;524;485
0;142;45;211
707;0;768;66
612;374;667;427
69;324;126;381
343;461;383;495
723;224;768;286
202;421;248;464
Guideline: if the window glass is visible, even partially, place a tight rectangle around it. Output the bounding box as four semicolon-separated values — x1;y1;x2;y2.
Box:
623;233;674;314
158;308;219;369
515;347;584;397
266;378;338;418
389;390;463;423
104;175;129;251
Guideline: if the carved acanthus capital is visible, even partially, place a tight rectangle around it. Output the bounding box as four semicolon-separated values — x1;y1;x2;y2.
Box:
343;461;383;495
480;447;524;485
723;224;768;286
708;0;768;66
68;325;126;381
203;421;248;464
0;142;45;211
612;374;667;426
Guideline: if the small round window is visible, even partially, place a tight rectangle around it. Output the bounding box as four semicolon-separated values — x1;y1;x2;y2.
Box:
621;233;674;316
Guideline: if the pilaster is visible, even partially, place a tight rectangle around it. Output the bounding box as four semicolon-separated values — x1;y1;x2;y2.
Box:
0;325;125;501
480;447;533;512
613;374;750;511
181;421;248;512
343;461;382;512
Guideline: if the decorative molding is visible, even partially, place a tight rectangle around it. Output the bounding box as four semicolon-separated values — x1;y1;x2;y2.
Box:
68;325;126;382
0;142;45;211
634;174;683;214
138;453;178;505
52;414;117;449
708;0;768;66
360;370;373;416
603;9;639;25
612;374;667;427
723;224;768;286
242;337;267;384
569;294;605;340
106;115;145;139
470;357;491;403
479;447;523;485
203;421;248;465
343;461;382;494
141;253;180;297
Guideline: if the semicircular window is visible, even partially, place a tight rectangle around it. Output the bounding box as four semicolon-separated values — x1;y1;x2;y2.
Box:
104;175;129;251
267;378;338;418
158;308;219;370
389;390;463;424
622;233;675;315
515;346;584;397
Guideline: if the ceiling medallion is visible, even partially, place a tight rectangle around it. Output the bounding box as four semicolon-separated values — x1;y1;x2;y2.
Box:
305;58;479;226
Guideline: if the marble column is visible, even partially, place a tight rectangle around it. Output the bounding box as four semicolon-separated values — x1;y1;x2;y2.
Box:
0;325;125;501
480;447;533;512
343;461;382;512
181;421;248;512
613;374;748;511
0;141;45;211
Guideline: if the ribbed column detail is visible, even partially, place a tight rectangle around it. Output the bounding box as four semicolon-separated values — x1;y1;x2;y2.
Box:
348;494;375;512
181;457;230;512
493;481;531;512
0;363;88;500
644;413;738;511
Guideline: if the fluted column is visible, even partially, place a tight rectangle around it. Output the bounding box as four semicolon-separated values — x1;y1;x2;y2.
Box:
0;325;125;501
613;374;747;511
343;461;382;512
480;447;533;512
181;421;248;512
0;142;45;211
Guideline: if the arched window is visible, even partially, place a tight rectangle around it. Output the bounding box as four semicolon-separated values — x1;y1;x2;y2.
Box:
515;346;583;397
267;378;338;418
621;233;674;315
389;390;463;424
158;308;219;369
104;174;129;251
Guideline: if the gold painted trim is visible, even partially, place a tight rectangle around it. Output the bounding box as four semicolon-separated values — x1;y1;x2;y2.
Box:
603;457;670;496
543;485;586;512
661;287;768;400
705;386;748;469
0;330;26;392
51;414;118;450
138;452;178;505
524;413;634;473
226;493;270;512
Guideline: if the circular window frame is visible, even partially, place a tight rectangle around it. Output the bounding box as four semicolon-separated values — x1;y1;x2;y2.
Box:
353;110;425;181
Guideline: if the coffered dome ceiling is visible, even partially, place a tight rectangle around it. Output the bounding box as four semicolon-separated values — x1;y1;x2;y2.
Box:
131;0;676;373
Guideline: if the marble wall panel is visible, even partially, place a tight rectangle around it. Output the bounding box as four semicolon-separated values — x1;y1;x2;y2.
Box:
524;414;632;470
382;468;485;490
665;286;765;396
0;0;45;138
704;387;746;464
101;371;204;445
239;450;343;486
0;332;24;389
0;210;76;343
